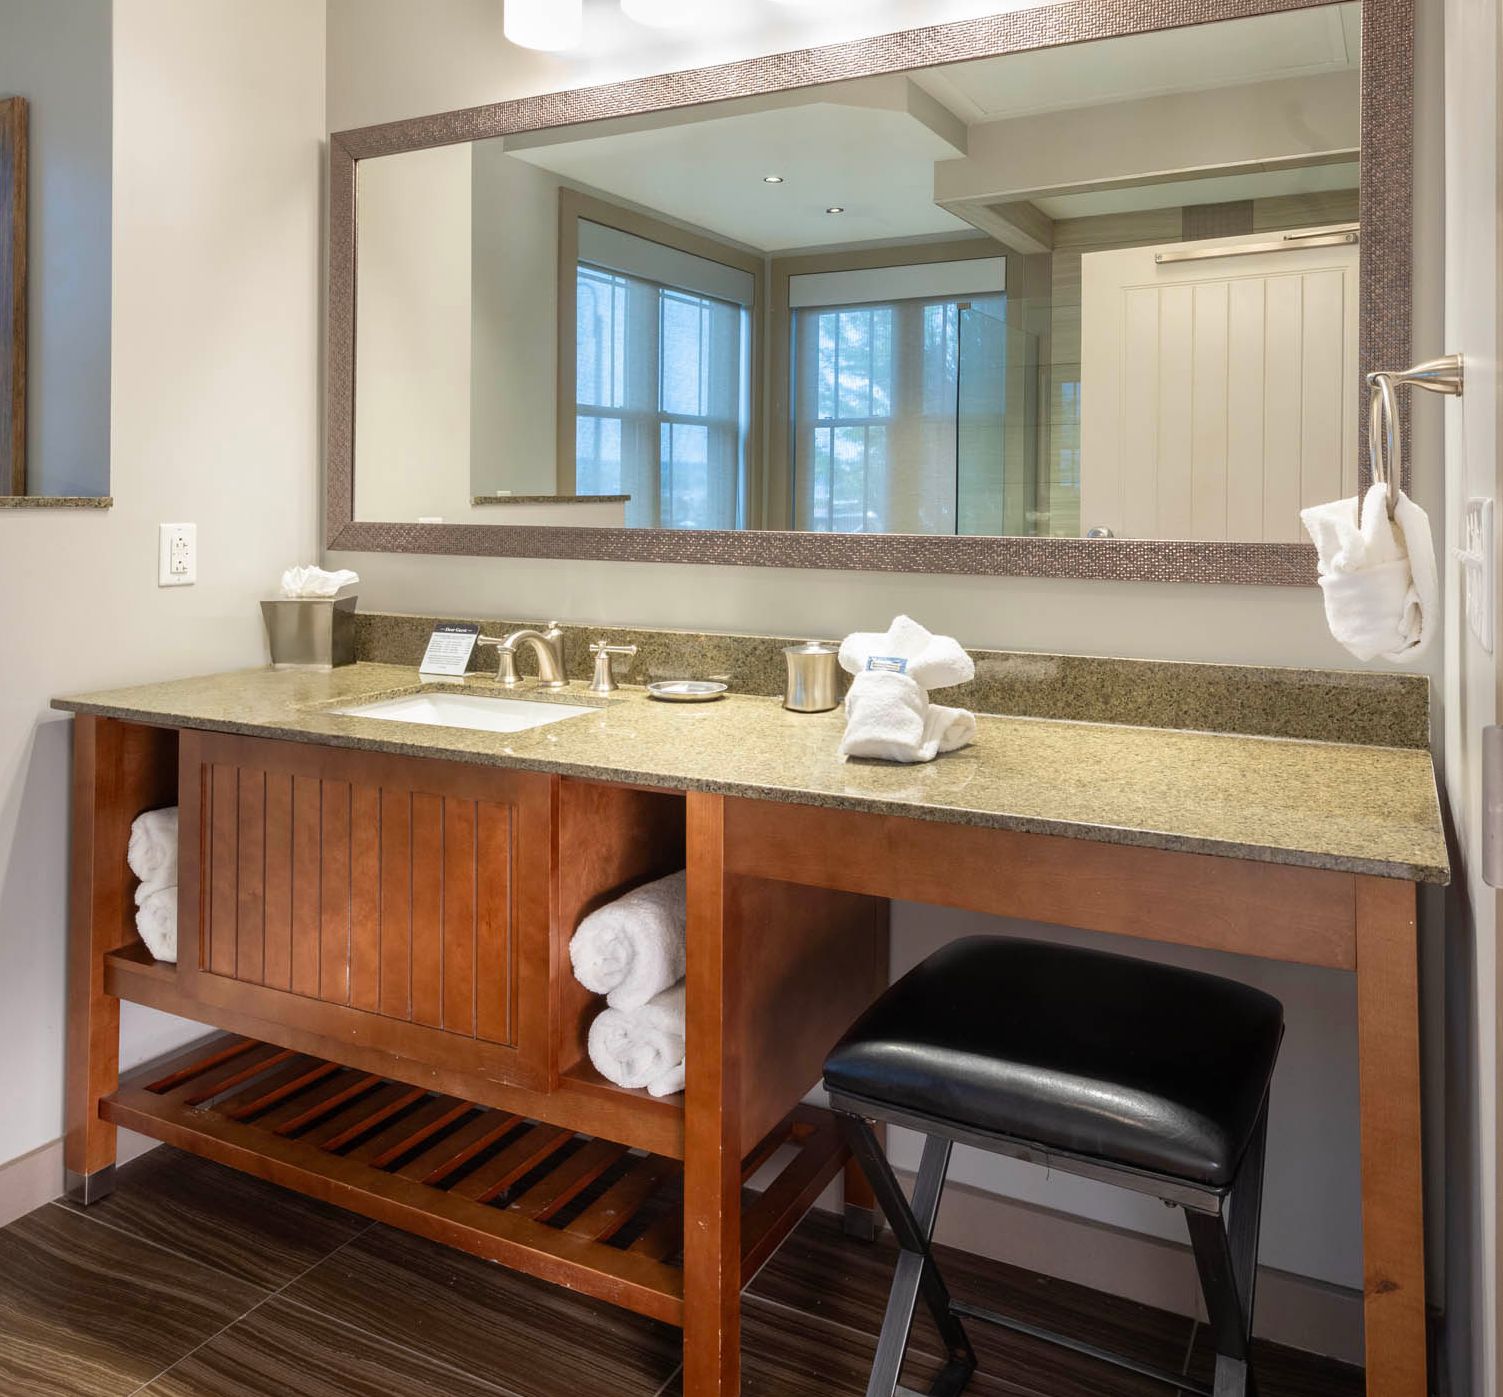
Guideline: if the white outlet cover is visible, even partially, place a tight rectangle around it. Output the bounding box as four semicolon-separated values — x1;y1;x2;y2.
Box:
1462;498;1493;652
158;522;197;587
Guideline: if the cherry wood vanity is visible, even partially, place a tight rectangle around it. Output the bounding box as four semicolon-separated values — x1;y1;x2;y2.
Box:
58;664;1448;1397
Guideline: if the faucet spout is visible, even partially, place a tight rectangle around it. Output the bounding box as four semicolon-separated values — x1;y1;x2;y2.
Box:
497;625;568;688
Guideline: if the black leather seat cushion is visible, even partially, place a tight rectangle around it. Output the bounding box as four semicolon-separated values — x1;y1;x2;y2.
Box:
824;937;1283;1188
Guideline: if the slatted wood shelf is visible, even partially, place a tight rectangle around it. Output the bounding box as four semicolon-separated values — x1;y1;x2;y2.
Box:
101;1035;846;1326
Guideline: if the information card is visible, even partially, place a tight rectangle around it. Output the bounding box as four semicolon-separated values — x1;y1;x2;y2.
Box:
419;622;481;677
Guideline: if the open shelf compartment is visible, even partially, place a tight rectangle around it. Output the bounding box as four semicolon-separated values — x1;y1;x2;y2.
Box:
100;1034;846;1326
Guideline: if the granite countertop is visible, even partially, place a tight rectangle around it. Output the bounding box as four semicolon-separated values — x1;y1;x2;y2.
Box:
53;662;1450;884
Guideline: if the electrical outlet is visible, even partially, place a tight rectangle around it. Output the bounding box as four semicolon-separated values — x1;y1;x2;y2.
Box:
1459;498;1494;652
158;523;197;587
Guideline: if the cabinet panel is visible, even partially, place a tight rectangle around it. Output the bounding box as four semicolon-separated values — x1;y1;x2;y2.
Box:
177;731;550;1089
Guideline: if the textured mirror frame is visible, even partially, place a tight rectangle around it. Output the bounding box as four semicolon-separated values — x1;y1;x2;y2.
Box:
1;96;26;495
326;0;1412;586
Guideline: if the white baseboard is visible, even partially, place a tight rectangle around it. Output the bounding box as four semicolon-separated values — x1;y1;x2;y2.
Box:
0;1130;161;1230
816;1169;1363;1368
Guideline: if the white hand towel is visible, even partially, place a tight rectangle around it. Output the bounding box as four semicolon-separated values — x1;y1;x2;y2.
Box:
838;615;975;692
280;565;360;598
840;670;976;764
127;807;178;889
569;869;687;1010
135;885;178;963
1300;484;1438;663
587;982;686;1095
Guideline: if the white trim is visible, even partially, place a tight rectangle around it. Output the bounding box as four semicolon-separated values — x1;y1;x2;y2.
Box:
788;256;1006;309
578;219;756;307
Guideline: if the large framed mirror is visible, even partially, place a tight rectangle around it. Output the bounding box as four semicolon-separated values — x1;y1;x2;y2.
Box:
327;0;1410;585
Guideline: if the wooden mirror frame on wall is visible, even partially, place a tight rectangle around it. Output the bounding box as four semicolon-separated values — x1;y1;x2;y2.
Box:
326;0;1412;586
1;96;26;496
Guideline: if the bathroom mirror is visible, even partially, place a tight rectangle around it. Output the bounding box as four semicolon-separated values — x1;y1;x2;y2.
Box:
329;0;1410;584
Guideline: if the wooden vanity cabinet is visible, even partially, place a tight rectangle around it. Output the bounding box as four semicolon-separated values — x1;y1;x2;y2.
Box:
176;730;554;1091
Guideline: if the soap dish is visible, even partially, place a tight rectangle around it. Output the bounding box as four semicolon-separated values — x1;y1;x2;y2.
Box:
647;680;729;703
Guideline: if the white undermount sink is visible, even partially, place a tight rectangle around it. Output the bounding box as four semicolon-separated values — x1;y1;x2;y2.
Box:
331;690;596;734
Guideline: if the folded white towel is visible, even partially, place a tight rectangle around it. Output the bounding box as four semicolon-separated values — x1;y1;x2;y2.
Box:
127;807;178;890
569;870;687;1011
838;615;975;692
840;670;976;764
587;982;686;1095
280;564;360;598
135;885;177;963
1300;484;1438;663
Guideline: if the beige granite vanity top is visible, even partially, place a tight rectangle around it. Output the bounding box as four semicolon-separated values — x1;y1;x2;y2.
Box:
54;662;1450;884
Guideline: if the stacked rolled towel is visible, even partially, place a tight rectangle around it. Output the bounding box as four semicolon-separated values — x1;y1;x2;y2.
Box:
587;983;687;1098
570;869;688;1097
838;615;977;764
127;807;179;962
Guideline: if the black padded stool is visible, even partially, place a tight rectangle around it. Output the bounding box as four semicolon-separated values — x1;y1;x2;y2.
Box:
823;936;1284;1397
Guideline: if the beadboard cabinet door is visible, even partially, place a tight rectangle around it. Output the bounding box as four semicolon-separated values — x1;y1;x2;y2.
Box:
175;729;552;1090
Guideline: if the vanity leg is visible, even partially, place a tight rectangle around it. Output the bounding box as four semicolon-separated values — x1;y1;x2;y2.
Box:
683;792;743;1396
64;716;125;1204
1353;876;1426;1397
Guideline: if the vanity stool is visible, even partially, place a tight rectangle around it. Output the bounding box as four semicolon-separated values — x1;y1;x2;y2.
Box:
823;936;1284;1397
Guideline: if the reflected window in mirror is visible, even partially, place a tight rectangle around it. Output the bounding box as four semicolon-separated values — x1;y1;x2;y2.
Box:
573;221;753;529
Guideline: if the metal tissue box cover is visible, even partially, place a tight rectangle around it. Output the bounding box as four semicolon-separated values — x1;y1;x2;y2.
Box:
261;595;357;670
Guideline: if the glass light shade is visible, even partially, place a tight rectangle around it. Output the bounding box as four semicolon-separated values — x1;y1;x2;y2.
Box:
620;0;697;28
505;0;583;51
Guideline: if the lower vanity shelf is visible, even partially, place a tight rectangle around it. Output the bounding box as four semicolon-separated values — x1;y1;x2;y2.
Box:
101;1033;847;1326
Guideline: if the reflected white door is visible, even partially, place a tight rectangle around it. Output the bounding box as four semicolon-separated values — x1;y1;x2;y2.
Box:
1080;233;1359;541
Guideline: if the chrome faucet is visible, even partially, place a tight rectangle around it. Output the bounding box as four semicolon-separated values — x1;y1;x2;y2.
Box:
477;623;568;688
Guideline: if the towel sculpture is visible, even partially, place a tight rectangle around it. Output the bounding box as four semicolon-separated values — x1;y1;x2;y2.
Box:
571;870;688;1098
127;807;179;962
1301;483;1438;664
838;615;977;763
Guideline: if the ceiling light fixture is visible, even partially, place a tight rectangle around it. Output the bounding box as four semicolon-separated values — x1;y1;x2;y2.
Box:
763;175;784;183
620;0;697;28
826;206;845;214
504;0;583;50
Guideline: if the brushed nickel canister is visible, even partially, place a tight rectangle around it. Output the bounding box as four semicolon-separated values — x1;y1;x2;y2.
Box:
783;642;841;712
261;595;357;670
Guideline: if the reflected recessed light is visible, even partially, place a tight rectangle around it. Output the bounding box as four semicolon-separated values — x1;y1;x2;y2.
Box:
504;0;583;50
620;0;695;28
826;206;845;214
763;175;784;183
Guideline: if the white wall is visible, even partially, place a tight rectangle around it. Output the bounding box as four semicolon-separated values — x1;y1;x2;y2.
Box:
0;0;323;1170
1440;0;1498;1393
325;0;1448;1315
0;0;112;498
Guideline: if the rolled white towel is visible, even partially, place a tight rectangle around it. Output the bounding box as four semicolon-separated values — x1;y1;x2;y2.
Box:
647;1061;686;1099
840;670;974;764
569;869;687;1011
838;615;975;692
135;885;178;963
127;807;178;890
1300;483;1438;663
587;982;685;1095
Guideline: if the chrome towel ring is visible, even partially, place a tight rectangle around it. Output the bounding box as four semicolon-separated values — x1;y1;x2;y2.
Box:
1365;354;1465;521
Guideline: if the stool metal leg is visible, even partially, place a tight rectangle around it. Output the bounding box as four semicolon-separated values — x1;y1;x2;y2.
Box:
839;1115;976;1397
1186;1107;1270;1397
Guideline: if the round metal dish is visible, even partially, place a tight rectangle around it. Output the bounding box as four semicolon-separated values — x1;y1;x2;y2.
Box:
647;680;729;703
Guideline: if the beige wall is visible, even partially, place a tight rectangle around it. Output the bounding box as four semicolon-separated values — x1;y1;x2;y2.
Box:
0;0;324;1173
325;0;1448;1326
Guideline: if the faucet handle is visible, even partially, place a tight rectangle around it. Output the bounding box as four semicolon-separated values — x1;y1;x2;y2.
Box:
588;640;637;695
476;635;523;687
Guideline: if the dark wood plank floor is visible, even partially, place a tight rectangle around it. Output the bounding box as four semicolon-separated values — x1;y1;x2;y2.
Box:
0;1146;1363;1396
